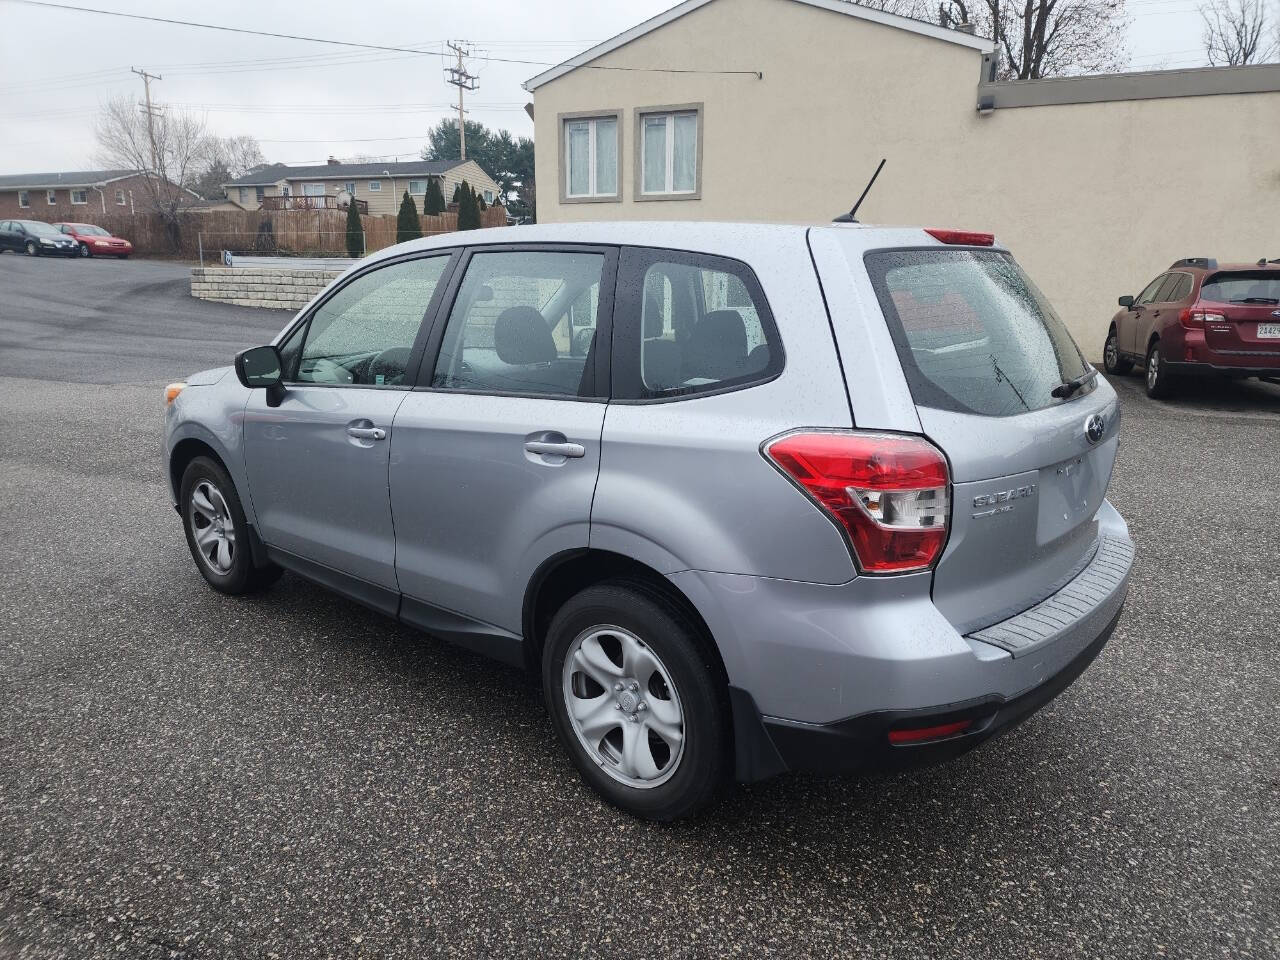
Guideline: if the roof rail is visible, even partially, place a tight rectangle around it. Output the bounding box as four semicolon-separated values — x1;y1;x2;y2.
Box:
1170;257;1218;269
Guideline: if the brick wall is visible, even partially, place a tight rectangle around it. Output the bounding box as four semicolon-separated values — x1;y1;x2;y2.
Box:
0;175;152;221
190;267;341;310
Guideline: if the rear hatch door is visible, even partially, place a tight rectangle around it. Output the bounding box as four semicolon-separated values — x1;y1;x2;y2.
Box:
1199;271;1280;361
859;243;1120;633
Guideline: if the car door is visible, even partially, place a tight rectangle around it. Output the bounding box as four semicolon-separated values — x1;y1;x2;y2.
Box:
389;245;616;648
241;251;456;609
1124;273;1168;354
0;222;15;251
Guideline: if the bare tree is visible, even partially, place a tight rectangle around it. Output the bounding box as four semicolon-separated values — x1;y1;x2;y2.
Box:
94;95;207;246
874;0;1129;78
202;134;266;178
1200;0;1273;65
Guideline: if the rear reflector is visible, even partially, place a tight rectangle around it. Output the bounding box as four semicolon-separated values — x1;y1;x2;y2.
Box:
887;719;973;745
925;228;995;247
763;431;950;574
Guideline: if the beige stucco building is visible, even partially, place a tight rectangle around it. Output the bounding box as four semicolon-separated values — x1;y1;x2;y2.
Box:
222;159;502;218
524;0;1280;352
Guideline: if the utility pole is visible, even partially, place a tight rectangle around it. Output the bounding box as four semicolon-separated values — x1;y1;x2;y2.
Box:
131;67;163;171
444;42;478;160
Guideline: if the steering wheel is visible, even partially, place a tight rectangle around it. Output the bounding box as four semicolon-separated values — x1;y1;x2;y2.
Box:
368;347;412;386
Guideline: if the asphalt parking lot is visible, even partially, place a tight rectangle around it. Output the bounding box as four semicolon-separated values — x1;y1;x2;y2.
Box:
1;254;1277;959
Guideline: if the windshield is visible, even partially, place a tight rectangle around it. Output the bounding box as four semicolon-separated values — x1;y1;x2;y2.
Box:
73;224;110;236
1200;271;1280;305
865;248;1090;417
20;221;61;237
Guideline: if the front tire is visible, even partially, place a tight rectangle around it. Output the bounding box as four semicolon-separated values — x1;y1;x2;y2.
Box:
1103;328;1133;375
79;243;91;257
180;456;282;594
543;581;731;821
24;241;38;257
1145;341;1175;399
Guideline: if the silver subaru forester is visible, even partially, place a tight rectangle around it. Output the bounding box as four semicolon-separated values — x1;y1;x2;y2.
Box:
164;222;1133;820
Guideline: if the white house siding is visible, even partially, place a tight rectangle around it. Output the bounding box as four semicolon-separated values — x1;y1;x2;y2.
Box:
529;0;1280;351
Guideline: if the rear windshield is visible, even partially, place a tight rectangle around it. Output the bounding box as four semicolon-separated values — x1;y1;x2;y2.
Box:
1200;271;1280;305
865;248;1090;417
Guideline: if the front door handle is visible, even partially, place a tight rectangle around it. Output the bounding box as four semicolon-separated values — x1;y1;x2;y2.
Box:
347;425;386;441
524;439;585;458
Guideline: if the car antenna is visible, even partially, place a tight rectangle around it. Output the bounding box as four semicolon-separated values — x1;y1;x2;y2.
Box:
833;158;886;224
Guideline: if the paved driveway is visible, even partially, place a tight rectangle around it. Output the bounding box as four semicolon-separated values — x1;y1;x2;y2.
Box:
1;256;1277;958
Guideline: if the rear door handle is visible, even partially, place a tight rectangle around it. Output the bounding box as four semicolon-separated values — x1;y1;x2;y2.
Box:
347;425;386;441
524;440;585;458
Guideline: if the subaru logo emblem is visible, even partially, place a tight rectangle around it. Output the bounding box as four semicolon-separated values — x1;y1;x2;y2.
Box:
1085;414;1105;445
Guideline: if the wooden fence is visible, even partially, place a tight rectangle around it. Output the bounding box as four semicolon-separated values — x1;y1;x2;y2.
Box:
23;205;508;259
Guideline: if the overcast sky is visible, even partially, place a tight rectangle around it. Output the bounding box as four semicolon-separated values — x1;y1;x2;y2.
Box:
0;0;1213;175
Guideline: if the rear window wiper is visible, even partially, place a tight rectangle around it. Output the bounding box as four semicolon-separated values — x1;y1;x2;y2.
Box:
1051;367;1098;399
1229;297;1280;304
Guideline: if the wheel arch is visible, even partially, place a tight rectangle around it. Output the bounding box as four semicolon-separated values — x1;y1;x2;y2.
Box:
168;436;227;503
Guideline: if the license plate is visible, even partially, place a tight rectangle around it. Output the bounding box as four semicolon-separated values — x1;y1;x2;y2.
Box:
1259;323;1280;339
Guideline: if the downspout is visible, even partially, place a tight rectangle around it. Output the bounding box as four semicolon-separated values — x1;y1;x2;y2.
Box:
93;183;106;212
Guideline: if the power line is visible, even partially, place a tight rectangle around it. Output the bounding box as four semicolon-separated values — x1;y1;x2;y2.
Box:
3;0;763;78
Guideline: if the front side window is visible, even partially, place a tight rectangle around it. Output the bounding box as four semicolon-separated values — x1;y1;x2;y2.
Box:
639;109;699;197
46;190;56;205
433;249;607;397
865;248;1090;417
70;189;87;204
292;255;450;387
564;115;619;199
18;191;29;208
1135;274;1168;305
615;248;781;400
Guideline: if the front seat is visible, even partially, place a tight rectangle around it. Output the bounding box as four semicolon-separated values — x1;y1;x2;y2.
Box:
493;306;580;395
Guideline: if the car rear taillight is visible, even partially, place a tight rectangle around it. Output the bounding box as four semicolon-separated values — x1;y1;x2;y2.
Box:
1180;308;1225;329
925;228;995;246
763;431;950;574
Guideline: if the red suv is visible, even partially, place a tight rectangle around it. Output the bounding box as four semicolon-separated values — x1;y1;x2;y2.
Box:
1103;258;1280;398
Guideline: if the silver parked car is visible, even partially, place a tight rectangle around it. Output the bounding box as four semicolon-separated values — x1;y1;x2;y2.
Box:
164;222;1133;820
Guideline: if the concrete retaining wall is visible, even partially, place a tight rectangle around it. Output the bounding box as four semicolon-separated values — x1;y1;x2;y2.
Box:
190;266;342;310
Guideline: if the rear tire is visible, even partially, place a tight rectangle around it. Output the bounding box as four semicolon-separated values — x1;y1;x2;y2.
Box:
180;456;282;594
542;581;731;821
1145;341;1175;399
1103;328;1133;375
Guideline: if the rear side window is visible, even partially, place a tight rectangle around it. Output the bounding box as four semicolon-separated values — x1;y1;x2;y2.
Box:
613;247;781;400
1200;271;1280;304
865;248;1090;417
431;249;608;398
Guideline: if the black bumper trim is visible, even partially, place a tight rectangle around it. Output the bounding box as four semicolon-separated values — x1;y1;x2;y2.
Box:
731;604;1123;781
1164;360;1280;378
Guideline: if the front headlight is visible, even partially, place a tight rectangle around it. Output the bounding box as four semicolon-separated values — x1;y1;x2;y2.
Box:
40;238;55;245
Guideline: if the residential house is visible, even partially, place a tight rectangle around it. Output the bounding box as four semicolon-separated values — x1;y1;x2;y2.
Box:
0;169;159;219
222;159;502;216
523;0;1280;347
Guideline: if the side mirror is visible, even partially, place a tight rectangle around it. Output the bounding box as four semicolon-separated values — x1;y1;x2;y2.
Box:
1118;295;1134;309
235;345;287;406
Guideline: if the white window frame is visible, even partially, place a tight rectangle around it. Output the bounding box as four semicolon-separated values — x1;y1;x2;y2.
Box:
46;189;57;205
636;103;703;201
18;190;29;208
70;189;87;205
343;181;356;195
368;180;382;192
408;179;427;194
116;189;126;205
559;110;621;203
302;182;326;197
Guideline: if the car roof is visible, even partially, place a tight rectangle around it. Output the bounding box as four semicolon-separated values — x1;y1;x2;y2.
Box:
369;221;996;267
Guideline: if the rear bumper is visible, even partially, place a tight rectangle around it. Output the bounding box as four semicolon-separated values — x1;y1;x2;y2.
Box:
1165;359;1280;378
673;501;1133;782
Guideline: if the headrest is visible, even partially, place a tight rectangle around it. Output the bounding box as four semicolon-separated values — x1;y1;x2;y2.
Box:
494;306;556;365
644;293;664;338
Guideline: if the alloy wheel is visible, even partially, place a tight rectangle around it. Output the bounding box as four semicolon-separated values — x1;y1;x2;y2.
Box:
188;479;236;575
1104;335;1117;371
25;241;36;256
79;243;90;258
1147;349;1159;390
562;625;686;788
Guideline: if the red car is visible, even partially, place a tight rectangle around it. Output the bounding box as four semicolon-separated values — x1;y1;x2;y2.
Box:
53;222;133;259
1104;257;1280;398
